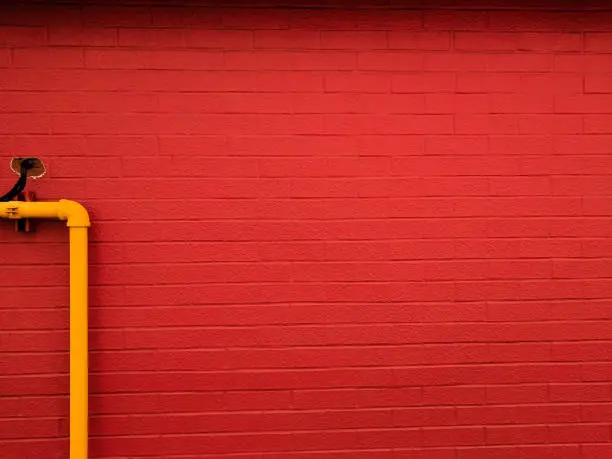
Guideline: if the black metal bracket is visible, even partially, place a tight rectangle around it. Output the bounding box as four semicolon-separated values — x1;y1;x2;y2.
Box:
0;158;37;202
14;191;36;233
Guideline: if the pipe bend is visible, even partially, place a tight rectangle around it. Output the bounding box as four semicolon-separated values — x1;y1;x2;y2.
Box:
58;200;90;228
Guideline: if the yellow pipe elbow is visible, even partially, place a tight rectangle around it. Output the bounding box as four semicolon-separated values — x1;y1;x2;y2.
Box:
58;200;91;228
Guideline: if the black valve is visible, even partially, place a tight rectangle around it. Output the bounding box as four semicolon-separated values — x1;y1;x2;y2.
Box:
0;157;45;202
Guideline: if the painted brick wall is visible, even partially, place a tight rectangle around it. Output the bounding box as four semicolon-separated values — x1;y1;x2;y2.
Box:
1;1;612;458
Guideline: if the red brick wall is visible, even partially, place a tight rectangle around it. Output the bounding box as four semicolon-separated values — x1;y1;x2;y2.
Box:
1;1;612;458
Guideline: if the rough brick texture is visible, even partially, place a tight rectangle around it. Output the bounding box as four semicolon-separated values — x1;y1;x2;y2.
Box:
1;1;612;458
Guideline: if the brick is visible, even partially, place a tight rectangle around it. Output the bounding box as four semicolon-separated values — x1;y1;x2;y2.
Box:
426;94;489;114
582;404;612;422
392;74;455;93
488;11;583;31
321;114;453;135
394;157;521;176
321;31;387;49
0;374;67;396
519;32;581;52
491;94;554;114
455;239;521;259
395;449;455;459
454;32;519;51
0;308;66;331
356;135;425;155
556;54;612;72
0;26;46;45
0;92;87;113
184;29;253;49
82;5;152;27
507;300;612;324
424;53;488;71
585;33;612;52
350;10;423;30
584;240;612;257
423;177;488;196
488;54;553;72
462;197;582;217
155;92;287;113
486;384;548;404
48;26;117;46
221;9;291;29
486;425;548;445
582;11;612;31
489;177;551;196
586;75;612;93
13;48;84;68
122;157;258;178
556;135;612;155
585;115;612;134
0;48;9;67
553;259;612;278
457;404;581;425
85;49;225;70
519;114;582;134
424;11;487;30
556;94;612;114
294;388;412;409
550;383;611;402
120;28;186;47
254;30;320;49
426;136;488;155
324;74;391;93
287;10;354;29
151;6;220;28
227;51;357;71
458;73;582;94
584;280;612;299
2;69;326;92
291;9;422;31
0;418;60;439
455;115;518;134
357;52;423;71
388;31;450;50
584;197;612;215
422;427;484;447
488;343;552;362
489;299;598;324
354;94;426;114
458;445;579;459
1;4;80;26
263;408;396;432
0;113;50;134
423;385;486;406
583;445;612;459
548;424;610;443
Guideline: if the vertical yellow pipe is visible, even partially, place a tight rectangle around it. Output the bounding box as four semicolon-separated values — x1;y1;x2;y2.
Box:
70;226;88;459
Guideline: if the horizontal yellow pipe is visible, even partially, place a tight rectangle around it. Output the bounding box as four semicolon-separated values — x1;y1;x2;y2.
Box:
0;199;89;227
0;200;90;459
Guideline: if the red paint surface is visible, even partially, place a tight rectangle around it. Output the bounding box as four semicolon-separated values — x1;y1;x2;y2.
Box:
1;1;612;458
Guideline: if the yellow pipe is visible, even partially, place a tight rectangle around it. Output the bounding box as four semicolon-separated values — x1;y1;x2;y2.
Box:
0;200;90;459
69;226;88;459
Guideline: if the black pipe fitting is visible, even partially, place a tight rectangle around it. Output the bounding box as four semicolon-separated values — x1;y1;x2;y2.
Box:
0;158;38;202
